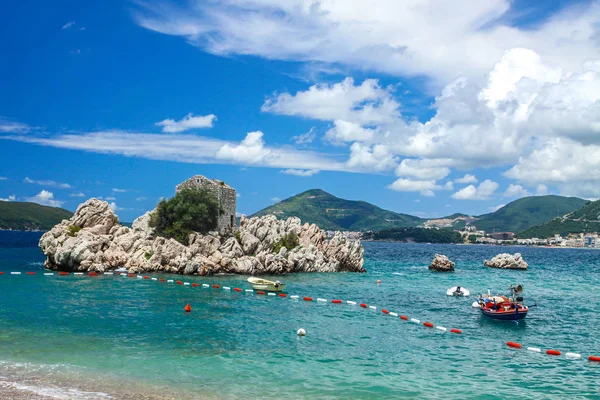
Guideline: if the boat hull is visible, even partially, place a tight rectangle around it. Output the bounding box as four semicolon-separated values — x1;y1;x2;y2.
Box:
247;277;285;292
480;307;528;321
249;283;286;292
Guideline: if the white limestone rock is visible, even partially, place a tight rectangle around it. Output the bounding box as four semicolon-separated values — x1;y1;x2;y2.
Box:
40;197;366;275
429;254;455;272
484;253;528;270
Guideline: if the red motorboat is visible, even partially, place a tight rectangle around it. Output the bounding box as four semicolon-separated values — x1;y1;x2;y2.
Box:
477;285;529;321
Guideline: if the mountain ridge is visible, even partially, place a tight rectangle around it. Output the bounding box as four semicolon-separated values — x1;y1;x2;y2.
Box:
250;190;587;233
0;201;73;231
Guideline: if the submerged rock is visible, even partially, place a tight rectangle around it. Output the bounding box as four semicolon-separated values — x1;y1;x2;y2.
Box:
428;254;455;272
484;253;528;270
39;198;366;275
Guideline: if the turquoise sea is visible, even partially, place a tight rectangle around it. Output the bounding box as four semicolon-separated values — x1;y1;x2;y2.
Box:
1;231;599;399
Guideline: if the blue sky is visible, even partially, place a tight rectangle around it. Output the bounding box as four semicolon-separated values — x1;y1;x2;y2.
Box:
1;0;599;222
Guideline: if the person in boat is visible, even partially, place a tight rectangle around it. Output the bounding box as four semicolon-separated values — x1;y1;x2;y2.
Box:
454;286;462;295
274;280;281;288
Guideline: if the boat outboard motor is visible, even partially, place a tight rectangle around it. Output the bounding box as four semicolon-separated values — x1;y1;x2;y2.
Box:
516;296;524;302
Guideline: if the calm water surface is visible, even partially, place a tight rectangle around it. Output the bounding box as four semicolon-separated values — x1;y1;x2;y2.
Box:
0;231;599;399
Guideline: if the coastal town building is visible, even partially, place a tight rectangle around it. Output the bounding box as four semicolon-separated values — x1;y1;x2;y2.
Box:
175;175;237;234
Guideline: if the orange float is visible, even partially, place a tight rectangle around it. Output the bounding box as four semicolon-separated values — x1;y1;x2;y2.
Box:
507;341;522;349
400;315;409;320
331;300;343;304
546;350;561;356
450;329;462;334
423;322;434;327
184;302;191;312
303;297;313;301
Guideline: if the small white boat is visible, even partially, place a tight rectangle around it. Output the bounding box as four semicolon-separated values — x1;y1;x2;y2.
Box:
447;286;470;297
247;277;286;292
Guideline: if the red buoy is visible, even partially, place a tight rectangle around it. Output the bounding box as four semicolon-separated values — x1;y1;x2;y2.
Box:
0;272;4;275
60;272;70;276
546;349;561;356
589;356;600;362
234;288;242;292
26;272;36;275
360;303;368;308
159;278;166;282
128;274;134;277
176;281;183;285
331;299;343;304
143;275;150;279
450;328;462;334
279;293;287;297
192;283;200;287
184;302;191;312
88;272;98;276
212;284;220;289
257;291;265;295
303;297;313;301
423;322;434;327
382;309;390;314
377;280;381;284
507;341;522;349
400;315;409;320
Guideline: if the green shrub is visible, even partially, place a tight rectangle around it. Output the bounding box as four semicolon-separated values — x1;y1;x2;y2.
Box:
67;225;82;237
234;231;241;242
144;251;153;260
272;233;299;254
149;187;219;245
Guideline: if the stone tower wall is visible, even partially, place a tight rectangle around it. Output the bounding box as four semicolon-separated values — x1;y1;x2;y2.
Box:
175;175;237;234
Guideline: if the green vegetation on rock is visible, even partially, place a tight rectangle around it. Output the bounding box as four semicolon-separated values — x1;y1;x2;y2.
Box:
518;199;600;238
67;225;82;237
272;233;299;253
366;228;463;243
149;187;220;244
473;195;586;233
251;189;424;231
0;201;73;231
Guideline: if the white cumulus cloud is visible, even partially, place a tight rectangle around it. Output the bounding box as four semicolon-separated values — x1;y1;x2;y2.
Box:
155;113;216;133
346;143;397;172
455;174;478;184
280;169;320;177
504;184;530;198
452;179;499;200
26;190;64;207
262;78;400;125
0;195;16;202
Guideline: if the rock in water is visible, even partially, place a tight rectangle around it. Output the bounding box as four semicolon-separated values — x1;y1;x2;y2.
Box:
484;253;528;270
428;254;455;272
39;198;366;275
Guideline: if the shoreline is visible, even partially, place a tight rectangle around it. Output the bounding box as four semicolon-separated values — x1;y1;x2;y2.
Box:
363;240;600;250
0;361;218;400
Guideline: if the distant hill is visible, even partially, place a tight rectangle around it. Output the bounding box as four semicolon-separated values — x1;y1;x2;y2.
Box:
424;213;476;230
0;201;73;231
250;189;424;231
250;191;587;234
518;199;600;238
472;195;587;233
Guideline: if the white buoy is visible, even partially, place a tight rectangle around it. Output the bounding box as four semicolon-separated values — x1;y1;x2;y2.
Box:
472;301;481;308
566;352;581;359
297;328;306;336
527;347;542;353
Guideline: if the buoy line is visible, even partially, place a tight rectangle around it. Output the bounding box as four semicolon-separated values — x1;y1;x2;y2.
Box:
3;270;599;361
